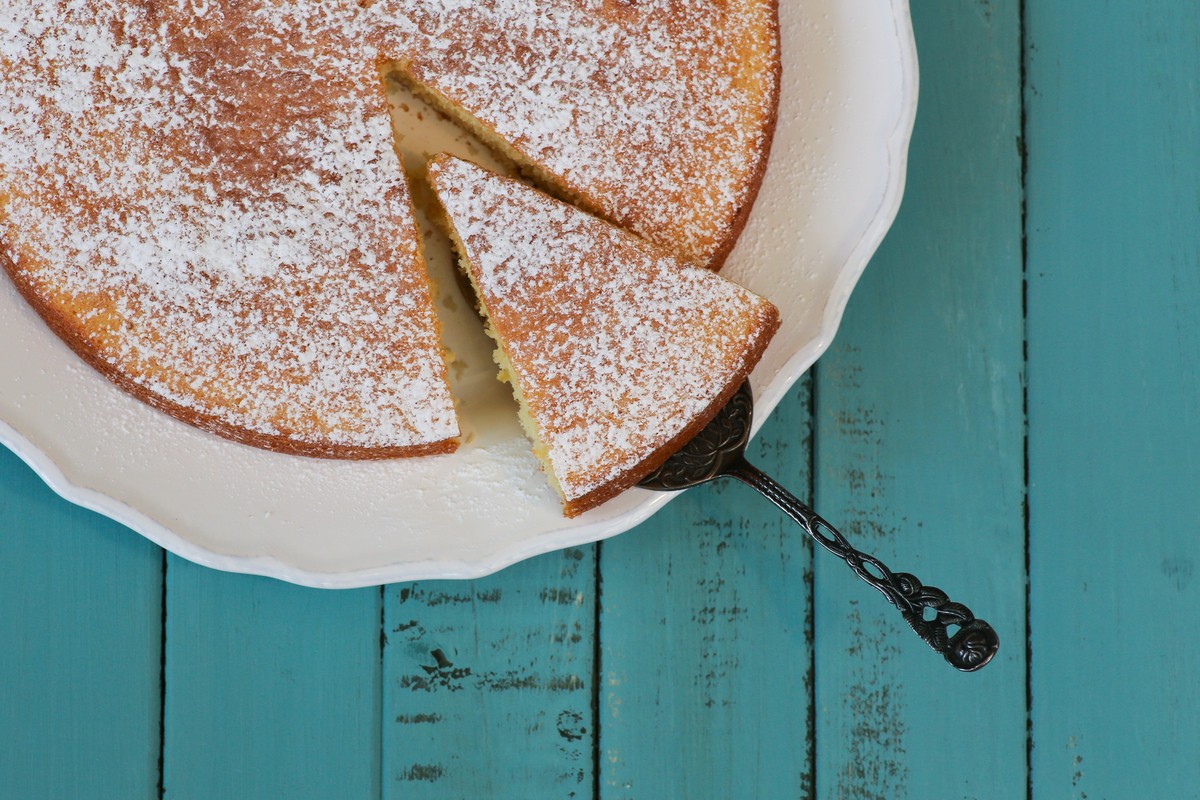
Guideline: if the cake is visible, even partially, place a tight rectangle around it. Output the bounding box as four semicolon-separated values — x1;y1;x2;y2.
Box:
378;0;780;271
427;155;780;516
0;0;780;463
0;1;459;458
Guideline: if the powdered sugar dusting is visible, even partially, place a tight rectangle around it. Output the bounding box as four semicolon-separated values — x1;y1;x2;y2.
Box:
0;1;458;451
429;156;778;502
377;0;779;269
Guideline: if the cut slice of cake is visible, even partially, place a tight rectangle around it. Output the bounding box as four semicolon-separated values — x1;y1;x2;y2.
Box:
426;155;781;516
376;0;780;271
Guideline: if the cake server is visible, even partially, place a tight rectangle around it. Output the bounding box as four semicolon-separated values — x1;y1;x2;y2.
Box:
639;381;999;672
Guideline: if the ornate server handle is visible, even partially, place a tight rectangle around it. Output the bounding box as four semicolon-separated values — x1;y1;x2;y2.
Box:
727;459;999;672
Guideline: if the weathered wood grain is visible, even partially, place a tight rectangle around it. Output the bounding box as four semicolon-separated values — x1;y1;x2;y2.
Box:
1025;3;1200;796
598;379;813;800
162;558;381;799
0;448;162;799
813;2;1028;797
382;548;596;799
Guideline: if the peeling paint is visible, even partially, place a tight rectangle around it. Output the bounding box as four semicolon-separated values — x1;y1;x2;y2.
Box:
836;602;909;800
556;709;586;742
382;548;597;797
1067;735;1087;799
1161;557;1194;592
539;587;584;606
398;763;444;783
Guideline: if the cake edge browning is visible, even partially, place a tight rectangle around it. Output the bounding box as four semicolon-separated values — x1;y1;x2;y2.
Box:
0;244;460;460
703;4;783;274
560;306;780;517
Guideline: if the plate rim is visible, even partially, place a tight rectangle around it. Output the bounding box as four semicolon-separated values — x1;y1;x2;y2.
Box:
0;0;918;589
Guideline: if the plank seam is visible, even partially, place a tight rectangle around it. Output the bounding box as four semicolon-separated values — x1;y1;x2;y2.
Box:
805;370;818;800
378;584;386;800
157;551;167;800
1018;1;1034;798
591;542;603;800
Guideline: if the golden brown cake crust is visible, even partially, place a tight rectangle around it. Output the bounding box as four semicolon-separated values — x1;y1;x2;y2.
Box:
0;2;460;458
705;19;784;274
428;155;780;517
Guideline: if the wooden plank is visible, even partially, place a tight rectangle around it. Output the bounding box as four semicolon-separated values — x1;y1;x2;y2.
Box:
382;548;596;799
598;379;813;800
1025;3;1200;797
813;2;1027;797
162;558;381;799
0;448;162;799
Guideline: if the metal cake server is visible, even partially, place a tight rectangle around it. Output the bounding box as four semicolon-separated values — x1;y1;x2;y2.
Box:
639;382;999;672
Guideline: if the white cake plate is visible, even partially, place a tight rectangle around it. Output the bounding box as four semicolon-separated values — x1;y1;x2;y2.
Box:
0;0;917;588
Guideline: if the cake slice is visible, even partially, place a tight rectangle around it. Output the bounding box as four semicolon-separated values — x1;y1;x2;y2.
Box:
426;155;780;516
375;0;780;271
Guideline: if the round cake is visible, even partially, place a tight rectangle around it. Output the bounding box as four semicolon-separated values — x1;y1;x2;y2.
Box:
0;0;780;458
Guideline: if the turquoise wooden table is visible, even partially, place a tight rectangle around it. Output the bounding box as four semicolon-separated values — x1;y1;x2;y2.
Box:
3;2;1197;797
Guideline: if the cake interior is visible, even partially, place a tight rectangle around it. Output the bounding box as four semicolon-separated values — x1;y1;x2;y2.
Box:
388;61;588;222
430;197;568;501
380;75;530;451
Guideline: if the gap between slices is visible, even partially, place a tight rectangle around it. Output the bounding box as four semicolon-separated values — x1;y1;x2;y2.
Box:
425;155;781;517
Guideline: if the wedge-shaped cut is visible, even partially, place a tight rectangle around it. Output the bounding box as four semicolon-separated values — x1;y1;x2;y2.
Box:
427;156;781;516
380;0;780;271
0;1;459;458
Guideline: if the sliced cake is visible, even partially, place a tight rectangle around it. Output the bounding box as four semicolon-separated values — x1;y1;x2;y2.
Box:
376;0;780;271
1;0;781;461
0;1;459;457
426;155;781;516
